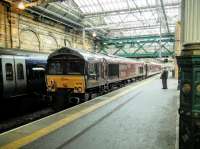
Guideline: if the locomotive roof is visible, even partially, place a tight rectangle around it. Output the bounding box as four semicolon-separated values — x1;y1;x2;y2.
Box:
48;47;143;64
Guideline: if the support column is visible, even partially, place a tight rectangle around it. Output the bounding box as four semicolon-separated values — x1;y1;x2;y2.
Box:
82;29;85;49
177;0;200;148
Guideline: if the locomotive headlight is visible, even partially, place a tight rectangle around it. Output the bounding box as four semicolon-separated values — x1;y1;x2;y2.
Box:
74;87;78;93
74;87;82;93
74;87;78;92
78;87;82;93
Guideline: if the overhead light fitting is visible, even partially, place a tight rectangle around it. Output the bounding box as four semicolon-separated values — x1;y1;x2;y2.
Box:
18;1;25;10
92;32;97;37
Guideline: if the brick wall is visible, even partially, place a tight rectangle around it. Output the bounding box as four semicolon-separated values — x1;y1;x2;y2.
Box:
0;2;96;53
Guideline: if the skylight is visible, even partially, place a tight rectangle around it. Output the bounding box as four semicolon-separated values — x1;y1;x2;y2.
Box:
65;0;181;37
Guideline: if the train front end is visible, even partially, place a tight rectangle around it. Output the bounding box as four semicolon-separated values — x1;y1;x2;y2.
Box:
46;48;86;110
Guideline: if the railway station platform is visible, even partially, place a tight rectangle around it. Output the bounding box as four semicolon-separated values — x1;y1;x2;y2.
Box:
0;75;179;149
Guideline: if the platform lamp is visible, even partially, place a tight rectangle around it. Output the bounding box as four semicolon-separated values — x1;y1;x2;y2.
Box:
17;0;39;10
17;1;25;10
176;0;200;149
92;32;96;38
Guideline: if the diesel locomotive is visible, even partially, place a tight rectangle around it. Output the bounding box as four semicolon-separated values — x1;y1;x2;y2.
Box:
0;48;48;99
46;47;161;110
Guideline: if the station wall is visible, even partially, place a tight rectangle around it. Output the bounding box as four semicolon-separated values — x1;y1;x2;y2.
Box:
0;2;96;53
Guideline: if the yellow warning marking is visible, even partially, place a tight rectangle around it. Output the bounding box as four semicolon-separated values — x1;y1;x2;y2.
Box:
1;77;156;149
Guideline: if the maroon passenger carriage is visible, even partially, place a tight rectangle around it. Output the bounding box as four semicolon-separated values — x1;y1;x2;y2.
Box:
103;54;146;88
145;62;162;77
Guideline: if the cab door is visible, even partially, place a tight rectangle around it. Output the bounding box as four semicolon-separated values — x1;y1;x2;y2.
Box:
100;59;107;85
14;56;27;94
87;63;99;88
2;55;15;98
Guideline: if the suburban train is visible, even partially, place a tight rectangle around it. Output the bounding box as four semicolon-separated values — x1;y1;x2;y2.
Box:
0;48;48;99
46;47;162;110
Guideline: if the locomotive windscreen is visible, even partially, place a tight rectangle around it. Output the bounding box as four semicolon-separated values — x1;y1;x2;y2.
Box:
48;60;84;75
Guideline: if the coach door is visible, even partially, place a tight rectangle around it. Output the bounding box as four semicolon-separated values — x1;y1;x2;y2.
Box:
2;55;15;97
14;56;27;94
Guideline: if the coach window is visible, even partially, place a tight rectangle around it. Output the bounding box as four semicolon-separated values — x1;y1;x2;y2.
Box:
101;63;104;79
95;63;99;78
17;63;24;80
139;67;143;74
108;64;119;77
5;63;13;80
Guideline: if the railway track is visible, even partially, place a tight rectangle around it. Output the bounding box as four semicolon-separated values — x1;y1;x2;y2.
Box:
0;108;54;133
0;79;143;133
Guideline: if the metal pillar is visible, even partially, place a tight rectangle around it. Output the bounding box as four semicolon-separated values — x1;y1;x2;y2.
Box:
177;0;200;148
93;37;97;52
159;16;162;58
82;29;86;49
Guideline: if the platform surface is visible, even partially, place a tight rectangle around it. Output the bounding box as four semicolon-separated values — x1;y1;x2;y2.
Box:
0;76;178;149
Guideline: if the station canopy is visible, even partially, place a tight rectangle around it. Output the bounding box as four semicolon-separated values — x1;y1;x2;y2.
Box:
32;0;181;38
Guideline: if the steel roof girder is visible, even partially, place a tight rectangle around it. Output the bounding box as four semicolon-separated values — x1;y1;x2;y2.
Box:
160;0;170;33
104;39;174;45
102;33;174;41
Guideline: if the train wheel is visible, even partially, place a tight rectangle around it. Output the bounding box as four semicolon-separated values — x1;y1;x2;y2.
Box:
52;90;67;111
88;93;92;100
80;93;88;103
103;85;109;94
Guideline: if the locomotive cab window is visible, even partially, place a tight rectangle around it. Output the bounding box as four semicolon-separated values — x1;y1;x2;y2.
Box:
5;63;13;80
108;64;119;77
66;62;84;74
17;63;24;80
48;62;63;75
139;67;143;74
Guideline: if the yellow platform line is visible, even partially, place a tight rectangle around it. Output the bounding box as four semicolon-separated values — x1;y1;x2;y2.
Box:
1;77;155;149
